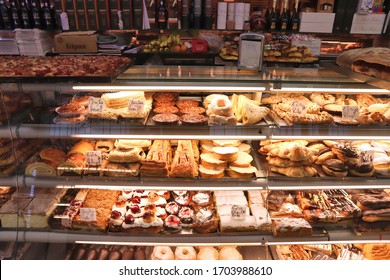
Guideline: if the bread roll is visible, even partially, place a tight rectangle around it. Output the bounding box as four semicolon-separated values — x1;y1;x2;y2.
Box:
227;166;257;178
200;153;227;169
229;152;253;168
199;165;225;178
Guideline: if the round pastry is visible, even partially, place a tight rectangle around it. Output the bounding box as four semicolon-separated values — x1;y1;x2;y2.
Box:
134;247;147;260
180;106;206;115
144;203;157;213
55;103;85;117
229;152;253;168
212;146;239;162
152;113;180;125
191;192;211;207
321;159;348;177
200;153;227;169
151;246;174;260
206;95;232;116
164;214;182;232
165;201;180;215
178;207;194;226
72;95;91;107
153;106;179;114
148;191;159;203
227;166;257;179
219;246;243;260
153;92;179;102
176;99;199;109
333;116;360;126
175;246;197;260
200;142;215;153
180;113;208;125
153;100;176;108
175;194;191;206
238;143;251;153
142;210;156;223
212;140;241;147
323;104;342;114
199;165;225;178
197;247;219;260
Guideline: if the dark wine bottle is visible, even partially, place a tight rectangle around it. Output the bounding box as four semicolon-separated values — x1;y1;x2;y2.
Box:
278;0;289;31
40;0;53;29
10;0;22;28
155;0;168;29
268;0;278;31
0;0;13;29
289;0;299;32
20;0;32;28
29;0;42;28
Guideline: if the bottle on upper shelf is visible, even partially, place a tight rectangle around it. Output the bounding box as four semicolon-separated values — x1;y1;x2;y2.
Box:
278;0;290;31
10;0;22;29
267;0;278;31
155;0;169;29
19;0;32;28
288;0;300;32
40;0;54;29
0;0;12;29
29;0;43;29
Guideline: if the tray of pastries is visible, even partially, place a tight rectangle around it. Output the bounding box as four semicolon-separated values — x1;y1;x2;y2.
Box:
0;56;132;83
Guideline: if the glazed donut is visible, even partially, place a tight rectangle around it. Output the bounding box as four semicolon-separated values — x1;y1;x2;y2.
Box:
219;247;243;260
197;247;219;260
175;246;197;260
309;93;336;106
151;246;174;260
206;96;232;117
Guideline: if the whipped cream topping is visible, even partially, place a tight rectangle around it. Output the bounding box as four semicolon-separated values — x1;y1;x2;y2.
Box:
122;216;163;229
192;193;210;205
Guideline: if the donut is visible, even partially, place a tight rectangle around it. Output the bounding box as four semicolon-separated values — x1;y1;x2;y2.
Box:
309;93;336;106
197;247;219;260
219;247;243;260
207;96;232;116
151;246;174;260
175;246;197;260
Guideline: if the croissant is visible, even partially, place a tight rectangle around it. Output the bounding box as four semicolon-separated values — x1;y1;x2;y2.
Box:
270;166;318;177
269;144;318;162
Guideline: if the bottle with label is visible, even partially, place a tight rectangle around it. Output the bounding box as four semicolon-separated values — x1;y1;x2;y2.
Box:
10;0;22;28
20;0;31;28
278;0;289;31
29;0;42;28
40;0;53;29
0;0;12;29
155;0;168;29
288;0;299;32
267;0;278;31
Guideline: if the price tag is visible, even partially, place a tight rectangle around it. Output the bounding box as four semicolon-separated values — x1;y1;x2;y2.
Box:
290;100;307;114
88;97;105;113
80;208;97;222
86;150;102;166
342;105;359;120
360;150;374;164
231;204;247;220
128;99;145;112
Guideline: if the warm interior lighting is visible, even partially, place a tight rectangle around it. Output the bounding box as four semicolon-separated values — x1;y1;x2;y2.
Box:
70;134;267;140
74;241;264;246
266;240;390;246
65;185;265;191
268;185;387;191
73;86;267;92
270;87;390;93
271;135;390;141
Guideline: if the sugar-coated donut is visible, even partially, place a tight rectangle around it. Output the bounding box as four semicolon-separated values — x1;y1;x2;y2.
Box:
197;247;219;260
207;96;232;117
175;246;197;260
151;246;174;260
219;246;243;260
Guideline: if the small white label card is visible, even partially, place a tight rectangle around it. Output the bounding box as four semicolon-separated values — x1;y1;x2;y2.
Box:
60;12;70;31
231;204;247;220
290;100;307;114
88;97;105;113
128;99;145;112
342;105;359;120
86;150;102;166
80;208;97;222
360;150;374;164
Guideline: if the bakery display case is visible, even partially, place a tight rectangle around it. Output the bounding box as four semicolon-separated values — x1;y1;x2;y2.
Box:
1;60;390;260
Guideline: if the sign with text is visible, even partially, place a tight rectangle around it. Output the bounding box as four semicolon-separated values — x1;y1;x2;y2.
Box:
231;204;247;219
291;100;307;114
80;208;97;222
342;105;359;120
86;150;102;166
88;97;105;113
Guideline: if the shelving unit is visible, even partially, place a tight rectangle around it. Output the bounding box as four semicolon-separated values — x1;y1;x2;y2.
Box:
1;63;390;257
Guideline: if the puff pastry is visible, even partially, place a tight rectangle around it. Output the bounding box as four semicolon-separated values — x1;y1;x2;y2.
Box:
270;166;318;177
